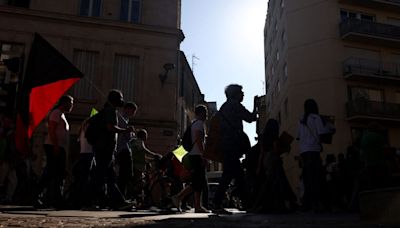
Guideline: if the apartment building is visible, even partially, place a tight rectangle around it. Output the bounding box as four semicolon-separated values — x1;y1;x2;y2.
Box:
264;0;400;187
0;0;205;174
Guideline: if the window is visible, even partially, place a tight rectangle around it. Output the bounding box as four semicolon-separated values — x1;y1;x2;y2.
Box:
275;20;278;32
279;0;284;17
284;98;288;118
281;30;286;46
361;14;375;22
345;46;380;60
277;80;281;92
5;0;29;8
0;42;25;116
278;112;281;125
271;65;275;76
113;54;139;101
276;51;279;61
340;10;357;21
340;9;375;22
350;87;383;102
80;0;102;17
395;91;400;104
72;50;99;99
352;127;388;145
283;63;288;79
388;17;400;27
120;0;141;23
271;89;275;103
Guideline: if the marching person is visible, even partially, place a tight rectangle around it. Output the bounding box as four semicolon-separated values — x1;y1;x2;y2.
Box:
171;105;209;213
212;84;257;214
36;95;74;209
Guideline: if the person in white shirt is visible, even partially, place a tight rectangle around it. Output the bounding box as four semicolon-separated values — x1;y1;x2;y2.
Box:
296;98;328;211
69;118;95;209
116;102;137;199
171;105;209;213
36;95;73;208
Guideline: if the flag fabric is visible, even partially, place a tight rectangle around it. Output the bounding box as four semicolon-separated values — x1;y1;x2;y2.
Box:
90;108;98;117
15;33;84;155
172;145;188;163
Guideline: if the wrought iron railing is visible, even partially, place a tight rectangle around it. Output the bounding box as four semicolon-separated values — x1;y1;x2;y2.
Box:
340;18;400;41
343;57;400;79
340;0;400;6
384;0;400;5
347;100;400;119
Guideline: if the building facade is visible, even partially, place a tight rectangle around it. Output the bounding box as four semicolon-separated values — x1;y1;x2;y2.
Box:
264;0;400;188
0;0;205;174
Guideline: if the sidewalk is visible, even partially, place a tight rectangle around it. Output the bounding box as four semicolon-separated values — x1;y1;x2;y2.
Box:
0;206;397;227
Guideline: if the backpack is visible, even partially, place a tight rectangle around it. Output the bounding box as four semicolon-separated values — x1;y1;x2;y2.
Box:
181;120;197;151
85;110;104;145
203;113;223;162
319;115;336;144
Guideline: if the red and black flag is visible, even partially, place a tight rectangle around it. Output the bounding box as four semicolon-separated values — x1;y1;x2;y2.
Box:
15;33;83;155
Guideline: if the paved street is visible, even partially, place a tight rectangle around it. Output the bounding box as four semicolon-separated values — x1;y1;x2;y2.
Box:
0;206;397;227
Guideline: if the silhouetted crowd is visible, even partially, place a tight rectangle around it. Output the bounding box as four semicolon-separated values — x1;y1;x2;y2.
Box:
1;86;400;215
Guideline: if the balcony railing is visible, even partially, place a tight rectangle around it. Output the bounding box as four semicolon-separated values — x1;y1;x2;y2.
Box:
339;0;400;11
340;18;400;42
343;57;400;81
347;100;400;121
385;0;400;4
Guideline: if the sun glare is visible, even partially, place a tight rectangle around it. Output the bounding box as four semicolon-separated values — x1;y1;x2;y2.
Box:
229;3;267;53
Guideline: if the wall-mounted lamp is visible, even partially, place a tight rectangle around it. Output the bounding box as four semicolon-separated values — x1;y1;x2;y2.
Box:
159;63;175;86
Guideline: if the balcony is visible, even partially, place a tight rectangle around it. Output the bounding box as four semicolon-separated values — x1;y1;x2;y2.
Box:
347;100;400;122
343;57;400;84
339;0;400;12
340;18;400;48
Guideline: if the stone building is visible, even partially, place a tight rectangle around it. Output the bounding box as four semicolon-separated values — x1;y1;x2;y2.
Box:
264;0;400;187
0;0;206;174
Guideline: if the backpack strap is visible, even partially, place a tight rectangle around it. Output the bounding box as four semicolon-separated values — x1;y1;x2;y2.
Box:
189;119;199;147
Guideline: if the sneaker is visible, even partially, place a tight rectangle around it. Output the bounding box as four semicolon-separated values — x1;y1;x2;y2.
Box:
114;201;136;211
181;205;191;212
194;206;211;213
81;205;102;211
171;195;182;212
212;206;232;215
33;199;47;209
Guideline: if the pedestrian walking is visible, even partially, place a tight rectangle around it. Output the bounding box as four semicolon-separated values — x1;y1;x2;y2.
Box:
91;89;134;210
171;105;209;213
296;99;330;211
252;119;297;213
36;95;74;209
0;115;18;204
67;118;95;209
116;102;137;199
131;129;163;208
212;84;257;214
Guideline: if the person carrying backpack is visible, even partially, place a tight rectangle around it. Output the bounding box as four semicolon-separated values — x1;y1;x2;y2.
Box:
91;89;135;210
171;105;209;213
296;98;332;212
212;84;258;214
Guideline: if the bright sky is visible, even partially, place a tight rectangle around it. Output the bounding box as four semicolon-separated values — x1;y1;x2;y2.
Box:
181;0;268;145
